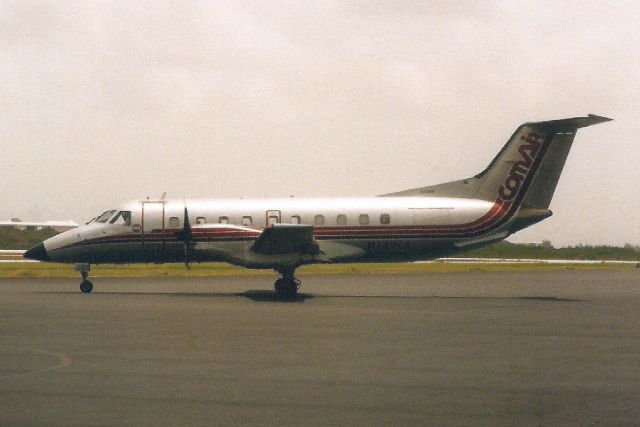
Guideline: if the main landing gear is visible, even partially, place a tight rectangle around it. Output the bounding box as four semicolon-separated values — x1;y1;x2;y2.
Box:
274;268;300;299
75;263;93;293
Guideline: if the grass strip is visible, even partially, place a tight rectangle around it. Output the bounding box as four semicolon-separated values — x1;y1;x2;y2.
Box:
0;261;635;278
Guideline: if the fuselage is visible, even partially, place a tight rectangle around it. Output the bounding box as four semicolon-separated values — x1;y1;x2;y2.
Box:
36;196;504;267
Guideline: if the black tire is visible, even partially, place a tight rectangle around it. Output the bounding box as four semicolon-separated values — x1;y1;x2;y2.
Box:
274;279;285;296
285;280;298;296
80;280;93;293
274;278;298;299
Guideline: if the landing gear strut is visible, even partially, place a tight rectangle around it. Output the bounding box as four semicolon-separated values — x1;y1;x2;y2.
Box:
274;268;300;299
75;263;93;293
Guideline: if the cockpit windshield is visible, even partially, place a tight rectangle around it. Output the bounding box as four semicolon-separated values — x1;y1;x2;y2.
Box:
95;210;117;223
110;211;132;226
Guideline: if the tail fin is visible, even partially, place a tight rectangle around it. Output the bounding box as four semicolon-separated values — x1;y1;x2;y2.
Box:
382;114;612;212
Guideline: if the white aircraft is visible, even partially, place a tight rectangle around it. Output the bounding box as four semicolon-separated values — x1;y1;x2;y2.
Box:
24;114;611;296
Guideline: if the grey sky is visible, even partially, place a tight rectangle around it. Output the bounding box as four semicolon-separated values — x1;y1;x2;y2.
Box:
1;1;638;246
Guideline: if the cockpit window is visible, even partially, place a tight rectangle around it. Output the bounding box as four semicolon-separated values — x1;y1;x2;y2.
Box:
95;210;116;223
110;211;132;226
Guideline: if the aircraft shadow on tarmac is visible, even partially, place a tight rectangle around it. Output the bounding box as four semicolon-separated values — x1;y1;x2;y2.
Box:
164;290;317;303
40;291;580;303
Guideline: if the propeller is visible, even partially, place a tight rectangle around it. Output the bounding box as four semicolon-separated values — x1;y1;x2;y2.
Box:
175;206;193;268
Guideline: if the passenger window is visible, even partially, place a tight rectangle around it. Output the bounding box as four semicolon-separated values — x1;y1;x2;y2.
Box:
359;214;369;225
169;217;180;229
219;216;229;224
196;217;206;225
314;215;325;226
337;214;347;226
242;216;252;226
380;214;391;225
110;211;132;226
290;215;301;224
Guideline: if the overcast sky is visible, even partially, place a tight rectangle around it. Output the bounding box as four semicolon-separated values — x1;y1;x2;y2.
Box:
1;1;638;246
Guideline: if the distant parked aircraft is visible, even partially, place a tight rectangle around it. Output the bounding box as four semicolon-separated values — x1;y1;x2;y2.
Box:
0;219;78;233
24;114;611;297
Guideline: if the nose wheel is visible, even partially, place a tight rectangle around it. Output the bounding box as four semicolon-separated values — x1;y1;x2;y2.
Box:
75;263;93;293
80;279;93;293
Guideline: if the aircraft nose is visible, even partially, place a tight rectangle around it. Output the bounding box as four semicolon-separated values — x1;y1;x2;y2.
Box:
24;242;50;261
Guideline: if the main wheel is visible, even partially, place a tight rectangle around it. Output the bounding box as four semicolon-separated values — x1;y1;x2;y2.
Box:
274;278;286;296
286;279;300;296
80;280;93;293
274;278;298;299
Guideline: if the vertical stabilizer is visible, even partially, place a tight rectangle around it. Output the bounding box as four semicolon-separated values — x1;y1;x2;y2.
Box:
382;114;612;213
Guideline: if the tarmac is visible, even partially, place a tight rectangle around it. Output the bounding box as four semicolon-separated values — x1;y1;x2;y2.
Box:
0;269;639;426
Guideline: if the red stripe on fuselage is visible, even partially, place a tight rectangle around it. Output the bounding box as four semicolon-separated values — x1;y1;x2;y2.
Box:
61;197;515;251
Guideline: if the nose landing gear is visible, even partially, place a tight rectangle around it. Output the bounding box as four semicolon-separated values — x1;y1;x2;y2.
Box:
75;263;93;293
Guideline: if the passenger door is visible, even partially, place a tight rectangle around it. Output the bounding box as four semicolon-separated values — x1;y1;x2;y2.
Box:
266;210;281;227
141;201;166;263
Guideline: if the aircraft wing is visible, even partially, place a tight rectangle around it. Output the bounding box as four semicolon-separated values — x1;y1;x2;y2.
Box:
251;224;320;255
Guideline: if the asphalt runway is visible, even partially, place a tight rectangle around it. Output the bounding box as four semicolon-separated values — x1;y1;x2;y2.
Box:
1;270;639;426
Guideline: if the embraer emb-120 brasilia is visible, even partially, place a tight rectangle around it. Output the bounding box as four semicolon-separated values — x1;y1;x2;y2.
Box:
25;114;611;297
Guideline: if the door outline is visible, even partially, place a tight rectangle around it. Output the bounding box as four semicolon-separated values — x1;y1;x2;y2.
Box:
265;210;281;227
141;201;166;262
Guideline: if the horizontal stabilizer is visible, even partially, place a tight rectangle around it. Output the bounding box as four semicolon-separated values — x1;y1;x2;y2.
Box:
528;114;612;130
509;207;553;234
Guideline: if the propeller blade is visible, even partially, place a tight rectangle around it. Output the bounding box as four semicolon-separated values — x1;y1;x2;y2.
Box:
176;206;193;269
184;245;191;269
183;206;191;236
